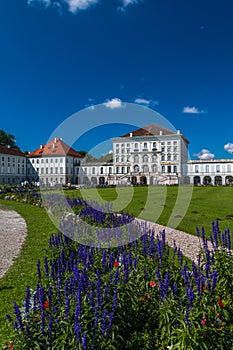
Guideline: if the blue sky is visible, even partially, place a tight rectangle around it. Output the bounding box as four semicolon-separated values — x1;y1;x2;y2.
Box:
0;0;233;159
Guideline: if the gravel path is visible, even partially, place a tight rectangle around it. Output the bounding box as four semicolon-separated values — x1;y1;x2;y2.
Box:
0;208;27;279
135;218;204;263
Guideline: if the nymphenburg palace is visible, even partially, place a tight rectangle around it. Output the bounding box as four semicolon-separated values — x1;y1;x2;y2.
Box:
1;124;233;186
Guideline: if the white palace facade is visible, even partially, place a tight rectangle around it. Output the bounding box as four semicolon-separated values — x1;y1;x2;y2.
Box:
0;124;233;186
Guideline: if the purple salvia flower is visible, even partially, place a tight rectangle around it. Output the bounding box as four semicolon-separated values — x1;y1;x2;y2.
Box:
128;251;133;271
109;252;115;270
82;331;87;350
211;270;218;293
50;262;55;280
13;302;23;330
108;312;114;331
186;287;195;307
74;319;81;342
164;272;170;296
41;309;45;334
65;295;70;318
173;283;177;295
48;315;53;335
177;248;183;266
112;289;118;311
101;250;107;269
156;239;163;264
101;309;107;336
114;268;119;285
6;314;12;322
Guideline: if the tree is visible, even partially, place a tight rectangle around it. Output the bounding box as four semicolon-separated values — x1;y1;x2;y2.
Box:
0;130;16;147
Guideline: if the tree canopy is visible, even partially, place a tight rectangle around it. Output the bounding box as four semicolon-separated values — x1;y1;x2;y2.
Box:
0;130;16;147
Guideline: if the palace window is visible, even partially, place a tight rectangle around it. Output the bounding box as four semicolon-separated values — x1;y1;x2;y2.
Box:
142;155;148;162
134;155;139;162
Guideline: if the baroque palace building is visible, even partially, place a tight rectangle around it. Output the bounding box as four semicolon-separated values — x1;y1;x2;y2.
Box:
1;124;233;186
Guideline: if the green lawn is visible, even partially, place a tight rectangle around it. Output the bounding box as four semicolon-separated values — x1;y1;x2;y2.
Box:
0;200;58;345
78;185;233;235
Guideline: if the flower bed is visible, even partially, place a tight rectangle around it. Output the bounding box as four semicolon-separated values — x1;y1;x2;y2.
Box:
4;216;233;349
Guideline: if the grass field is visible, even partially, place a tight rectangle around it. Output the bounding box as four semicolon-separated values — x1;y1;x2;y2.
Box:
0;200;58;345
0;186;233;344
71;185;233;236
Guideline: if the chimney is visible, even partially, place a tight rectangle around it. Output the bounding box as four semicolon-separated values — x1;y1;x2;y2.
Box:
54;137;57;143
53;143;55;149
159;130;163;135
130;132;133;137
40;144;43;149
177;130;180;134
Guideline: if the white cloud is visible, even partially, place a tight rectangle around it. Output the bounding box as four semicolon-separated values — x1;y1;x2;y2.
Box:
182;106;207;114
224;143;233;154
134;98;159;107
28;0;142;12
108;150;113;154
66;0;98;12
193;149;215;160
121;0;138;6
27;0;98;13
27;0;51;5
135;98;150;105
104;98;123;109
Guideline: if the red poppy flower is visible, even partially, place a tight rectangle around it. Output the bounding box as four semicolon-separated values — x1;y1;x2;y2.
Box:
113;261;119;267
146;294;151;299
149;281;157;288
202;285;207;291
43;300;50;308
217;298;225;308
201;317;207;325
